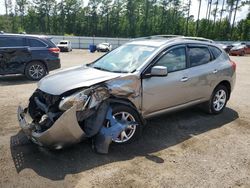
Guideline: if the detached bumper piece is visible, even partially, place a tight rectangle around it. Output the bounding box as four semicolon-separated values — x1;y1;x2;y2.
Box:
18;105;86;149
95;107;137;154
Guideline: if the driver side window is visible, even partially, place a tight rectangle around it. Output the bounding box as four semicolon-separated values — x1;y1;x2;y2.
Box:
155;47;186;73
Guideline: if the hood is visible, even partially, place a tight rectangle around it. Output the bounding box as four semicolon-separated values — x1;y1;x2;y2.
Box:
231;45;245;51
38;66;122;95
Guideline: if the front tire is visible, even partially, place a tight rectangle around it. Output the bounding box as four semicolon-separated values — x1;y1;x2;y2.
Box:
25;61;47;80
107;105;143;144
204;85;229;114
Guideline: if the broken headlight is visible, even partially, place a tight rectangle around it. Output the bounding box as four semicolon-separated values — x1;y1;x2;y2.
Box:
59;90;91;111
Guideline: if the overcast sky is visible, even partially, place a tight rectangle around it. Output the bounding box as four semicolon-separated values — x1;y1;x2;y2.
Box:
0;0;249;22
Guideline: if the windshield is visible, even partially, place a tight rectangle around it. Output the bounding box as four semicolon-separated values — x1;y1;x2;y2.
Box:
60;42;68;44
90;44;156;73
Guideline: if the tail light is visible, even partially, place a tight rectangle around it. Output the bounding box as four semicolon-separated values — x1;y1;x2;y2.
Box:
230;59;236;71
49;47;60;54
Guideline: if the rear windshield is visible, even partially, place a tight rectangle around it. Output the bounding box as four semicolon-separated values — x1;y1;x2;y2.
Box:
60;42;68;44
44;38;57;47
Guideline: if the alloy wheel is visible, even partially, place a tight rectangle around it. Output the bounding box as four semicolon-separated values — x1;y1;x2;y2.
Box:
213;89;227;112
110;111;137;143
29;64;45;80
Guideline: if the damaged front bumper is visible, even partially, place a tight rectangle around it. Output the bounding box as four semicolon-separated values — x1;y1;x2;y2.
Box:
17;105;86;149
17;75;141;153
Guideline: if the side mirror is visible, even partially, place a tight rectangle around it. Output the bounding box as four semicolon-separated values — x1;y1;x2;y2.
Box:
150;66;168;76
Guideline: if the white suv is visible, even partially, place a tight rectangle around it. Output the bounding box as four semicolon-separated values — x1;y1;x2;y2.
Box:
57;40;72;52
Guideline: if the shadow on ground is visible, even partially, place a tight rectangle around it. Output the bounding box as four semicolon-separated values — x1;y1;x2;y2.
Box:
0;75;36;86
10;107;238;180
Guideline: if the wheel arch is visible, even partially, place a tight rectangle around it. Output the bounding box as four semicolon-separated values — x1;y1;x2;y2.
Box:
108;97;146;125
24;60;48;74
215;80;231;100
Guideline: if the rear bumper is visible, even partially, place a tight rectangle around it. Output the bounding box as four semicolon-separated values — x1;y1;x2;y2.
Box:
17;105;85;149
229;51;243;56
58;47;69;51
47;59;61;71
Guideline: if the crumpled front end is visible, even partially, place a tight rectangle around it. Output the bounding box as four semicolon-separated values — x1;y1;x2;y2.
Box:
17;75;141;153
18;105;85;149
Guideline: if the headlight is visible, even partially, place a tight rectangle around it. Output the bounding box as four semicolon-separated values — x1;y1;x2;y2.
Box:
59;89;91;111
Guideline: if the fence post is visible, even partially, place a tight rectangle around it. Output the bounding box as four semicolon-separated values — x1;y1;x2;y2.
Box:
79;37;80;49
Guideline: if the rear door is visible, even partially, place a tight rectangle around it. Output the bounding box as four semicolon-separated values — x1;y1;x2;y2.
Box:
183;44;218;101
27;37;51;61
0;36;31;74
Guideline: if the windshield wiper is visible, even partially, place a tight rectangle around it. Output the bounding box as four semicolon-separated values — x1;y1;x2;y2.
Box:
92;66;111;72
112;70;129;73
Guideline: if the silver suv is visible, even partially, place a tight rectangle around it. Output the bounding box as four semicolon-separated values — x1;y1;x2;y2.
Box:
17;37;236;153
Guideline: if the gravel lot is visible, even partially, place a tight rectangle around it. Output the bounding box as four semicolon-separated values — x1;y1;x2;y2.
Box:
0;50;250;188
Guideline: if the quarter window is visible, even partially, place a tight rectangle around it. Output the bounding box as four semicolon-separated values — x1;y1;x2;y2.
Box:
155;47;186;72
28;39;47;47
0;37;24;47
209;46;222;59
188;47;211;67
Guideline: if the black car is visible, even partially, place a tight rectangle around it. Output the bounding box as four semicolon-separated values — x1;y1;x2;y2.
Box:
0;34;61;80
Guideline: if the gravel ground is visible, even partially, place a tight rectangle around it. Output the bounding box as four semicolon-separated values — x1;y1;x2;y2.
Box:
0;50;250;188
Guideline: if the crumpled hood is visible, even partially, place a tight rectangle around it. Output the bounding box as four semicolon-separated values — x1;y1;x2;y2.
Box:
38;66;121;95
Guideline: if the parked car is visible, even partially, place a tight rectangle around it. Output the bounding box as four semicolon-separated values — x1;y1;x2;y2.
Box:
221;44;234;53
57;40;72;52
0;33;60;80
18;37;236;153
229;42;250;56
97;43;112;52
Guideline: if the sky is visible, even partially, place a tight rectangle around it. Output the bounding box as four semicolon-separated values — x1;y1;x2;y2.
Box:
189;0;249;22
0;0;249;22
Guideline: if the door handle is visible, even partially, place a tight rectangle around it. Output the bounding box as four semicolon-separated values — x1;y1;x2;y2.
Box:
180;77;189;82
213;69;218;74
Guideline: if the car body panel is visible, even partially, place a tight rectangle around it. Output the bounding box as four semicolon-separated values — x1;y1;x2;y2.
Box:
18;105;86;148
38;66;123;95
0;47;32;74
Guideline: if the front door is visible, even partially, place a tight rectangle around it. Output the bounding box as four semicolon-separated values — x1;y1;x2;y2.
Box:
142;45;189;116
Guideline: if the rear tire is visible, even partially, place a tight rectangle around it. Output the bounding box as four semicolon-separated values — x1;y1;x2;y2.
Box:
203;85;229;114
106;104;143;144
25;61;47;81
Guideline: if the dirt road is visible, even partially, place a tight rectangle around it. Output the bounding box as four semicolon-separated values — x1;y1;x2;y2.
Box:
0;50;250;188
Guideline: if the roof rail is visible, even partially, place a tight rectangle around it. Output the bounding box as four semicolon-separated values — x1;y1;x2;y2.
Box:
131;35;182;41
178;36;214;43
131;35;213;43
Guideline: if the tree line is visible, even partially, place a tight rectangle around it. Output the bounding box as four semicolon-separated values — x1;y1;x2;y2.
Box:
0;0;249;40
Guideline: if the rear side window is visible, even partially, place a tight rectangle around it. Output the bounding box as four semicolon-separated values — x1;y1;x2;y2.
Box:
28;38;47;47
0;37;24;47
210;46;222;59
188;47;211;67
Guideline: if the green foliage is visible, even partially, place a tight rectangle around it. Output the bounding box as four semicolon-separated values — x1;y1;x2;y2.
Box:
0;0;249;40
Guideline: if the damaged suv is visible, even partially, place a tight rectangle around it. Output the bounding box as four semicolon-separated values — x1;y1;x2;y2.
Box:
17;37;236;153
